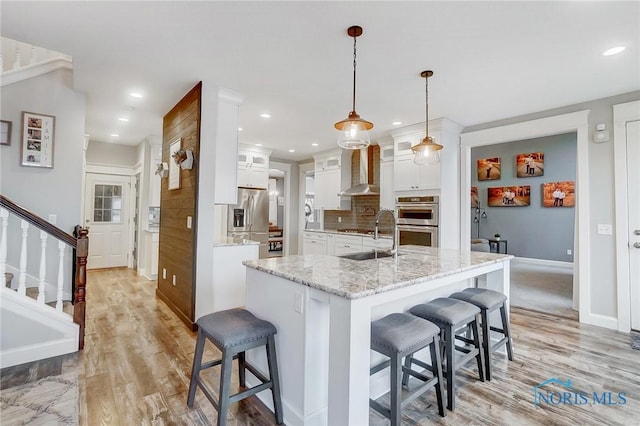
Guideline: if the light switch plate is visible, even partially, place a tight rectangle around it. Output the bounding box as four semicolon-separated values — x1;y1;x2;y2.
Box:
187;216;192;229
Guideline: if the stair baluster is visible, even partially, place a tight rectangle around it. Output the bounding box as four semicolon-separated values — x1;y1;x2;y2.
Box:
56;240;65;311
37;230;47;304
0;208;8;280
18;220;28;296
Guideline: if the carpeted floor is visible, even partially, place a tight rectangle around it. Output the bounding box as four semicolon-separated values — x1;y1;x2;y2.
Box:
509;260;577;319
0;370;78;425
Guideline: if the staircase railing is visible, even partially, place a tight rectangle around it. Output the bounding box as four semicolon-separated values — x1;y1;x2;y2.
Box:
0;194;88;349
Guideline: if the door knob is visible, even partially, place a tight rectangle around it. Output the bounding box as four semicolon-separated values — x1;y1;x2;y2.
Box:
634;229;640;236
634;242;640;249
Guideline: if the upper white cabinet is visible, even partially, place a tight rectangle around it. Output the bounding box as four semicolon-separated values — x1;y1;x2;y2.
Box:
237;146;270;189
313;149;352;210
392;134;441;191
390;119;461;193
377;138;395;210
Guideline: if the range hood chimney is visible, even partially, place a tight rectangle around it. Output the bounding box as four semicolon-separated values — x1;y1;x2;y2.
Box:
339;145;379;196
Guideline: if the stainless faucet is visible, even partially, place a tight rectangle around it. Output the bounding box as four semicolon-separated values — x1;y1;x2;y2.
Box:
374;209;397;255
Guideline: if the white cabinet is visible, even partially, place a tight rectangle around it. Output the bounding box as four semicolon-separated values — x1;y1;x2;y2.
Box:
237;147;270;189
303;232;328;255
393;135;440;191
333;234;363;256
313;150;351;210
379;142;395;209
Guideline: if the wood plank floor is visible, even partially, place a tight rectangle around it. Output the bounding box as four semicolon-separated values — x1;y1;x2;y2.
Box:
2;267;639;425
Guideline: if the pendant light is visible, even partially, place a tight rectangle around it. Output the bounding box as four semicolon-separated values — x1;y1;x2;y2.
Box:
334;25;373;150
411;70;443;164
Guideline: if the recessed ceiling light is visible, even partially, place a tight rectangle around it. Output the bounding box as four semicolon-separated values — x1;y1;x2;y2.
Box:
238;127;243;131
110;133;119;137
129;92;143;98
603;46;625;56
288;149;295;153
118;117;129;122
255;143;263;147
392;121;402;126
312;143;319;147
260;113;271;119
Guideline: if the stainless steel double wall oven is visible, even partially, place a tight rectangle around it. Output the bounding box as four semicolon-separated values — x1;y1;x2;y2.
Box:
396;195;439;247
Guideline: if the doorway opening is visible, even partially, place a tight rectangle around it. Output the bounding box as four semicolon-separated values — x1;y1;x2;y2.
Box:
470;133;577;319
268;169;285;258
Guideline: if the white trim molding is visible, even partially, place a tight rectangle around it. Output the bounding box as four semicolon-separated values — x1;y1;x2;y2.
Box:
613;100;640;333
460;110;596;327
0;57;73;87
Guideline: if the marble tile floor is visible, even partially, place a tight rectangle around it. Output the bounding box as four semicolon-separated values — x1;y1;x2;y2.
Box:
1;268;639;425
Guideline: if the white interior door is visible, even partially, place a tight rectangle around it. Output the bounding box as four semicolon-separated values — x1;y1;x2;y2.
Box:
84;173;131;269
627;120;640;331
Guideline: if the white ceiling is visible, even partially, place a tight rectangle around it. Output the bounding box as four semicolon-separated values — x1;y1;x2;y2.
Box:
2;1;638;161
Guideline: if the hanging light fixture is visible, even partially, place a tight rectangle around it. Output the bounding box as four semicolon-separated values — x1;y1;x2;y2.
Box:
412;70;443;164
335;25;373;150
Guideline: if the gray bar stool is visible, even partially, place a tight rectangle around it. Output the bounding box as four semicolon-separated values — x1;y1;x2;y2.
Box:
409;298;485;411
449;288;514;381
370;313;446;425
187;308;283;426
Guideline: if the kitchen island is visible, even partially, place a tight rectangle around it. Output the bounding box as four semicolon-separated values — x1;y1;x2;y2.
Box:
243;247;513;425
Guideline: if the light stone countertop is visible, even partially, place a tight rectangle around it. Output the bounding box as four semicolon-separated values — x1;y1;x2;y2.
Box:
243;247;513;300
213;236;260;247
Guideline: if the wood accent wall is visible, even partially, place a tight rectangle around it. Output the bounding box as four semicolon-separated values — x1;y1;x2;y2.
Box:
156;82;201;330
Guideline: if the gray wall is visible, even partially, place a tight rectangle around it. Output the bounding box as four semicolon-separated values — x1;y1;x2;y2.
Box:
0;68;86;296
86;140;138;166
471;133;577;261
464;90;640;319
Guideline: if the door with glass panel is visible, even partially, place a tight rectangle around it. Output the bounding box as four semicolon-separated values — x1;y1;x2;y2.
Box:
84;173;131;269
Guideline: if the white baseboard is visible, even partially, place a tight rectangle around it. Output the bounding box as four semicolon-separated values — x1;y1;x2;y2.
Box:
245;375;310;425
580;311;619;331
513;257;573;269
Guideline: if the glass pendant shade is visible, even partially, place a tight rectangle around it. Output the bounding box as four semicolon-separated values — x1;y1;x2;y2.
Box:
412;136;442;165
335;112;373;149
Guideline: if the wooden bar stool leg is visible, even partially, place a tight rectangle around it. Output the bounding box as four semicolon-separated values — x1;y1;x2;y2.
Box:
444;326;455;411
390;352;403;426
266;336;284;424
481;310;492;380
238;351;246;388
401;352;413;387
472;316;485;382
500;305;514;361
187;330;206;407
217;349;234;426
430;335;446;417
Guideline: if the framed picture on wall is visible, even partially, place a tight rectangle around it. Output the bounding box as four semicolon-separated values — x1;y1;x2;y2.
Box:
0;120;11;146
21;112;55;168
516;152;544;177
477;157;501;181
542;181;575;207
168;138;181;190
487;186;530;207
471;186;479;208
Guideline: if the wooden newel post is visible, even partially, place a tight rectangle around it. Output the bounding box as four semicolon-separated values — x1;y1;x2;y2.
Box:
74;227;89;350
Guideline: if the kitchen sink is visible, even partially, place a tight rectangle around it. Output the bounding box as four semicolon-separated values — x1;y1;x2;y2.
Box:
338;251;399;261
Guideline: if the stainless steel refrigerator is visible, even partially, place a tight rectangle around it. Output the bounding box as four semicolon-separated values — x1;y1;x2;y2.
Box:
227;188;270;258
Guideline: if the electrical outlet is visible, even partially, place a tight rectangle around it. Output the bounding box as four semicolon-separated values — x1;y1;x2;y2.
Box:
567;249;572;255
162;268;167;279
597;224;613;235
187;216;192;229
172;275;177;286
48;214;57;225
338;217;342;223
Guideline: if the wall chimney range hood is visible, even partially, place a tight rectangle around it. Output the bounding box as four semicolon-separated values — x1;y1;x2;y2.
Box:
339;146;379;196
